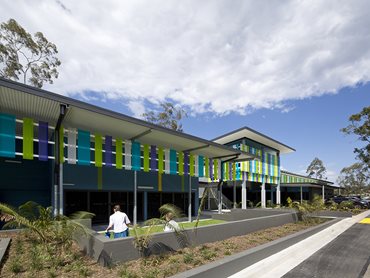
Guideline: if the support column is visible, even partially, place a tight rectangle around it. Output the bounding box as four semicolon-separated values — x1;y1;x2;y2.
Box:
300;186;303;204
276;181;281;206
143;191;148;221
270;186;273;205
233;180;236;209
261;182;266;208
133;171;137;225
53;104;67;216
322;185;325;203
188;176;192;222
218;182;222;214
242;172;247;209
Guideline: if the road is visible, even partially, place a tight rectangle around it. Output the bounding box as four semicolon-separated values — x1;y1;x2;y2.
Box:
283;214;370;278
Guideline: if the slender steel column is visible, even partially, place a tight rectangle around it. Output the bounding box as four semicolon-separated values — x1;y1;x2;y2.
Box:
300;186;303;204
233;180;236;209
188;176;192;222
134;171;137;225
242;172;247;209
261;182;266;208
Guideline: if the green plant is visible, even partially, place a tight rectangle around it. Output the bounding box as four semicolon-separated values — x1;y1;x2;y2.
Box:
286;197;293;208
0;201;94;269
9;257;23;273
325;200;338;210
339;201;354;210
47;268;58;278
30;246;44;271
131;203;185;256
183;252;195;264
118;266;139;278
200;248;217;260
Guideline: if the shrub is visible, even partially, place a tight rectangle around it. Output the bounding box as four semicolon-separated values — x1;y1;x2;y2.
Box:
339;201;354;210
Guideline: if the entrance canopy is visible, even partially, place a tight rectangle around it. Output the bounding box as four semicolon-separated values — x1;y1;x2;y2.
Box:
0;78;256;166
212;127;296;154
280;170;337;189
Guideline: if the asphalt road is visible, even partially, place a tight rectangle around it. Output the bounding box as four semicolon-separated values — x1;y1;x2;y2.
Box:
283;214;370;278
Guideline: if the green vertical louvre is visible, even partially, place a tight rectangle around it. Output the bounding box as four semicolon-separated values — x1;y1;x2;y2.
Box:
205;157;209;178
158;147;164;174
94;134;103;167
23;118;34;160
232;163;236;181
189;154;194;176
115;139;123;169
178;151;184;175
143;144;149;172
198;156;204;177
225;162;229;180
214;159;218;180
59;126;64;163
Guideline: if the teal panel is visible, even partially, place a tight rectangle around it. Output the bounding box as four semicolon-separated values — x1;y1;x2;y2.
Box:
131;141;141;171
170;149;177;174
0;113;16;158
78;130;90;165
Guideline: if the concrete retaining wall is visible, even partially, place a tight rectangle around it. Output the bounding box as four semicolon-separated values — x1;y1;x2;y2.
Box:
212;208;296;221
0;238;11;266
77;211;299;266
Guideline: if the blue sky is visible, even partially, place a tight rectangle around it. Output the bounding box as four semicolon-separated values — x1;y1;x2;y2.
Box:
2;1;370;181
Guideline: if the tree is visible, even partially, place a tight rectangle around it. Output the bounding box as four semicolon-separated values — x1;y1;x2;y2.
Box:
337;163;370;195
142;102;187;132
341;106;370;171
306;157;327;179
0;18;61;88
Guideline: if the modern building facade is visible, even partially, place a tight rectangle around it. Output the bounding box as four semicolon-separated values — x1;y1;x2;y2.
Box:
0;78;337;225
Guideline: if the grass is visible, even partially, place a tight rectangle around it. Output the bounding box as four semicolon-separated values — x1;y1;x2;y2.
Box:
0;219;328;277
101;219;226;237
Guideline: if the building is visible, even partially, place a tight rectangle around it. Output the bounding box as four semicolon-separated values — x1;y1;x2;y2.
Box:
0;78;337;225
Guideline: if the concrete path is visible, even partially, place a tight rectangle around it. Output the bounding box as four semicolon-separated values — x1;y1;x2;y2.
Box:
228;210;370;278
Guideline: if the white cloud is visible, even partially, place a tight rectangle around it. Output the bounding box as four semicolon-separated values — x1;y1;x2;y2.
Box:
2;0;370;115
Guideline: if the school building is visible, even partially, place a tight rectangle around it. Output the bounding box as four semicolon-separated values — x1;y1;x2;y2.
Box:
0;78;338;224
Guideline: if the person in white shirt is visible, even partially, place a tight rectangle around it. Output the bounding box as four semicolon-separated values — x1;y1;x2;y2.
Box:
164;212;180;232
105;205;131;238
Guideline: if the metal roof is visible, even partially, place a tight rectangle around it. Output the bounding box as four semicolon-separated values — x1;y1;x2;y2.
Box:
212;126;296;154
0;77;257;161
280;170;335;187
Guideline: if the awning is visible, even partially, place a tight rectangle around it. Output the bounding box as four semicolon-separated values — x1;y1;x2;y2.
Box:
0;77;256;161
213;127;295;154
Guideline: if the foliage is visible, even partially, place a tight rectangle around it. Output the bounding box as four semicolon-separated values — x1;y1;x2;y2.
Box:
325;200;338;211
291;194;325;223
337;163;370;195
338;200;354;210
286;197;293;208
131;203;185;255
142;102;187;132
306;157;327;179
0;18;61;88
341;106;370;170
0;201;94;269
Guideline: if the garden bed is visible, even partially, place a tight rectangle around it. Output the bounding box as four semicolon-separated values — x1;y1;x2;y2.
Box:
0;219;328;278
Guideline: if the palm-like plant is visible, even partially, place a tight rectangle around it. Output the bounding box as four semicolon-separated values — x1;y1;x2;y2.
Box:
131;203;186;256
0;201;94;250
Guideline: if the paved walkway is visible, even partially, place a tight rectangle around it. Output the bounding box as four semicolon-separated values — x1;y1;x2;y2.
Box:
229;210;370;278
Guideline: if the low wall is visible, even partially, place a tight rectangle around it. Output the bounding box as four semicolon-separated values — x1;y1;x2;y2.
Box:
212;208;296;221
0;238;11;265
77;211;299;266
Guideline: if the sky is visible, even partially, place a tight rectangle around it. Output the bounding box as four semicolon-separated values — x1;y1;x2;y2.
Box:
1;0;370;182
